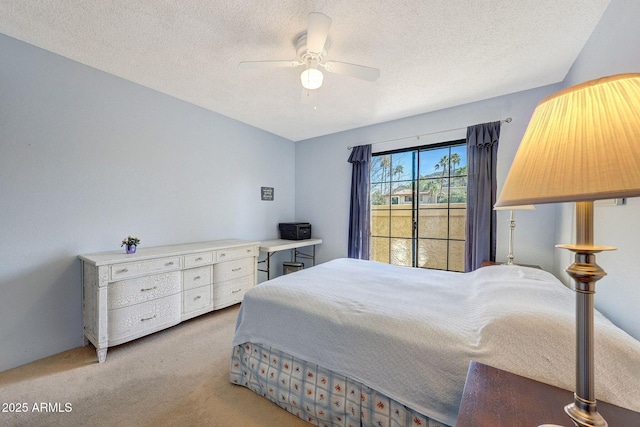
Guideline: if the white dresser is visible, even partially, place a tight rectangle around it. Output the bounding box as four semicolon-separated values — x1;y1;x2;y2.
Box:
79;239;259;363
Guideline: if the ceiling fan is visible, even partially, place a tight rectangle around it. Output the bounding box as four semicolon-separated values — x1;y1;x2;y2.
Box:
239;12;380;93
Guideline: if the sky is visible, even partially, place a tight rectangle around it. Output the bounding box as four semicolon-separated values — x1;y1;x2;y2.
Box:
372;143;466;184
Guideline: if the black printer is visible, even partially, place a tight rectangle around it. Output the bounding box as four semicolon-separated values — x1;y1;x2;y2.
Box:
279;222;311;240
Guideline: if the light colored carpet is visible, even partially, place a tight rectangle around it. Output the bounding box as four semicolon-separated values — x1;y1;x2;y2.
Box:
0;305;309;427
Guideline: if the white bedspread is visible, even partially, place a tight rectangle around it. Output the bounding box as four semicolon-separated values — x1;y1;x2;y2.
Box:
232;258;640;426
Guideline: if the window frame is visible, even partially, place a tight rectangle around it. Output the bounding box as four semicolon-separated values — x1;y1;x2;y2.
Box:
370;139;466;271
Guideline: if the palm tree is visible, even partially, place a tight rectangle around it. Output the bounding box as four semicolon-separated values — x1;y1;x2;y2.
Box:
370;155;391;205
389;163;405;198
371;155;391;183
371;156;407;204
392;164;404;179
455;165;468;187
434;155;449;202
450;153;461;175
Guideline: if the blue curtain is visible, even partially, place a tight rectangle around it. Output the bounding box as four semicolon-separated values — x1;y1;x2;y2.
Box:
465;122;501;271
347;144;372;259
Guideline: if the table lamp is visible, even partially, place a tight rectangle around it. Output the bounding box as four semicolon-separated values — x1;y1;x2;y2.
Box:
493;204;535;265
495;73;640;427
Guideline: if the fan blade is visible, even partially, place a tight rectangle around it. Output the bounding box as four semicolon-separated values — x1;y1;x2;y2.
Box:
323;61;380;82
307;12;332;53
239;60;302;69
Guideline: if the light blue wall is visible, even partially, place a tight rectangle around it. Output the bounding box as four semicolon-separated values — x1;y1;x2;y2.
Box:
0;34;295;372
2;0;638;373
555;0;640;340
295;83;562;270
295;0;640;342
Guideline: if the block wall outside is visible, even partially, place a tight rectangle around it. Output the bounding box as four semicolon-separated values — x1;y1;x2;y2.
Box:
371;203;466;271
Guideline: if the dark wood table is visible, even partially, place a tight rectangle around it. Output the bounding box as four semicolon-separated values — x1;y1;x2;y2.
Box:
457;361;640;426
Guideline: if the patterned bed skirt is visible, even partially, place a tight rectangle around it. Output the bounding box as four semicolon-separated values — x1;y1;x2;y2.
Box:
230;343;450;427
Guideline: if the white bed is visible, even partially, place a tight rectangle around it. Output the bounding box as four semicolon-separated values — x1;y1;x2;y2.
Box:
229;258;640;426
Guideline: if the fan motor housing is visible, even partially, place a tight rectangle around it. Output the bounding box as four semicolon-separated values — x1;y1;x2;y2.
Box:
296;33;327;63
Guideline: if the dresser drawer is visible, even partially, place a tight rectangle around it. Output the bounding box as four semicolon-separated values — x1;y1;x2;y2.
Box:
110;256;182;281
183;285;213;319
213;257;254;282
184;251;214;269
182;266;212;291
108;271;182;310
213;274;254;309
108;293;181;345
216;245;256;262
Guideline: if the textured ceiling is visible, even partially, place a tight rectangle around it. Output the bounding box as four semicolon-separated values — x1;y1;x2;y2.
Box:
0;1;612;141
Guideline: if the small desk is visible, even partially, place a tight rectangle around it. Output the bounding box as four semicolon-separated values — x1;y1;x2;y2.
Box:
258;238;323;280
457;361;640;426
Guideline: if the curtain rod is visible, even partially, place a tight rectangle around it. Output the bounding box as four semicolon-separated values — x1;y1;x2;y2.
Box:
346;117;512;150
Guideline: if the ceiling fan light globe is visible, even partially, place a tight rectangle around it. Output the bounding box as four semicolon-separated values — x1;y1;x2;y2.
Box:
301;68;323;90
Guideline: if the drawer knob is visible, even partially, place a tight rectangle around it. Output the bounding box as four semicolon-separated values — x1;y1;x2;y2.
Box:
232;267;242;272
194;295;201;301
118;268;129;274
232;288;242;294
140;286;158;292
195;257;203;261
166;261;174;266
194;276;201;280
141;314;157;322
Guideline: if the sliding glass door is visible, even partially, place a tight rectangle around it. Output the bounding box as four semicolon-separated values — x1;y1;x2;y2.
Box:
370;141;466;271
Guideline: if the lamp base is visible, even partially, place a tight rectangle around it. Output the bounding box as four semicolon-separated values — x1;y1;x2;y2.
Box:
565;399;608;427
556;237;614;427
556;200;615;427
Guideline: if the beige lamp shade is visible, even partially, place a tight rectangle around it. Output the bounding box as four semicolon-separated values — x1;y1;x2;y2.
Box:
496;73;640;207
493;204;535;211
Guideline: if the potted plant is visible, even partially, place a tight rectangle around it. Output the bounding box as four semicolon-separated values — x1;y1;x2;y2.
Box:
121;235;140;254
